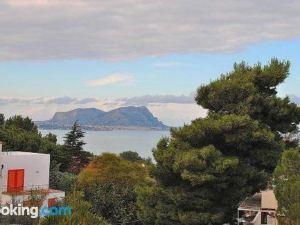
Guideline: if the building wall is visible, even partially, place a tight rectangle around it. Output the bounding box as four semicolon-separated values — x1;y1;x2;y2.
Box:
1;153;50;192
253;211;261;225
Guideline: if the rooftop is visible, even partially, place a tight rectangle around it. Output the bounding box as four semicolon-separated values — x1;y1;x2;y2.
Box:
239;190;278;211
239;192;262;210
261;190;278;210
1;151;49;156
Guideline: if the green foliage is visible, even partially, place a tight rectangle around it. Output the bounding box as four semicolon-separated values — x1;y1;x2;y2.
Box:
0;122;63;155
40;191;108;225
5;115;38;133
78;153;150;225
120;150;152;164
0;113;4;126
49;161;76;193
137;59;299;225
138;115;282;224
44;132;57;144
120;150;144;162
0;214;35;225
85;182;141;225
0;115;64;160
63;121;85;153
196;59;300;135
63;121;91;174
274;148;300;225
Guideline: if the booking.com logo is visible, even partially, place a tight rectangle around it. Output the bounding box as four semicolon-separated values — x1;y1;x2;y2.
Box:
0;204;72;218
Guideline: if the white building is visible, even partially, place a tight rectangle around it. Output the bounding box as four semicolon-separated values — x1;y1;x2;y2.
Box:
0;141;65;208
237;190;278;225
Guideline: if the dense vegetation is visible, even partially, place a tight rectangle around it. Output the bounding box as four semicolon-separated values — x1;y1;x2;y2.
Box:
78;153;151;224
0;59;299;225
0;114;153;225
274;148;300;225
137;59;300;224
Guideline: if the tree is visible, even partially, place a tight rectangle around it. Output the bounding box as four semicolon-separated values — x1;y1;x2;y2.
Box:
0;113;4;126
44;133;57;144
78;153;150;225
196;59;300;145
63;121;85;153
63;122;91;174
274;148;300;225
5;115;38;133
120;151;143;162
137;59;300;225
120;150;152;164
49;161;76;193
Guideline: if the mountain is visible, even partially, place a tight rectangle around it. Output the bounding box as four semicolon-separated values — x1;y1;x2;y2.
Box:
35;106;168;130
50;108;106;125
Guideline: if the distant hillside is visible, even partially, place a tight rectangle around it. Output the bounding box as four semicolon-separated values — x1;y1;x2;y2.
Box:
35;106;169;130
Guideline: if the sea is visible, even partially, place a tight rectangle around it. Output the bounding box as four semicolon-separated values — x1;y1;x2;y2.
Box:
40;129;170;159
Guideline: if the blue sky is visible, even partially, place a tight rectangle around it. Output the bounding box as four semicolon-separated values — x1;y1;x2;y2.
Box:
1;37;299;99
0;0;300;125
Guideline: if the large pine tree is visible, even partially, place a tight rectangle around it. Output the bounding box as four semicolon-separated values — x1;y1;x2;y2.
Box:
137;59;300;225
63;121;91;174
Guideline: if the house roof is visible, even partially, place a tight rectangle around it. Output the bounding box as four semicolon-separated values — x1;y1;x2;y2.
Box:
261;190;278;210
239;190;278;211
239;192;262;210
1;151;49;156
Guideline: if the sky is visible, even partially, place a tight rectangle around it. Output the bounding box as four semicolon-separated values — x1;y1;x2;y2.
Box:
0;0;300;126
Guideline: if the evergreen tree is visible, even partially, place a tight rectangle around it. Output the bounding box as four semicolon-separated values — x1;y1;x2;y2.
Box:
120;151;143;162
274;148;300;225
44;132;57;144
137;59;300;225
63;121;91;174
63;121;86;153
0;113;4;126
5;115;38;133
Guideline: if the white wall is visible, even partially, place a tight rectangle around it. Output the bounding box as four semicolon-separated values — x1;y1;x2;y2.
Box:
253;211;261;225
1;152;50;192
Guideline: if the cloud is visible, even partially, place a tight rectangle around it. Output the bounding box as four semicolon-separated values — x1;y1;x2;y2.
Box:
43;96;76;104
148;103;207;126
86;74;134;86
121;93;195;105
0;96;97;105
75;98;98;104
0;0;300;60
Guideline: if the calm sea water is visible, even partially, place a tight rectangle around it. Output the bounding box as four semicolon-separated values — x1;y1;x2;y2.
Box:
40;129;170;159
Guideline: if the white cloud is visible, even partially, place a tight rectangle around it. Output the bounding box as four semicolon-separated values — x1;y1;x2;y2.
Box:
121;93;195;105
86;74;134;87
148;103;207;126
0;96;97;105
0;0;300;60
